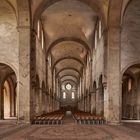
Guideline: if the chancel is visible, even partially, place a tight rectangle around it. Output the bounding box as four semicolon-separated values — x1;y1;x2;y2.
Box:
0;0;140;139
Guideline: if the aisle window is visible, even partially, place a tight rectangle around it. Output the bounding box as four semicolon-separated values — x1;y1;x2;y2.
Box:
72;92;75;99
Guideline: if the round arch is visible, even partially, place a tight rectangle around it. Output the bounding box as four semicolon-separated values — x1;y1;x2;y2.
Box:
53;56;84;71
121;0;132;24
121;63;140;120
60;75;79;82
33;0;106;27
0;63;17;119
61;79;77;85
56;67;82;77
58;69;80;78
121;61;140;78
60;76;79;84
0;62;17;80
46;37;91;57
1;72;16;88
5;0;17;20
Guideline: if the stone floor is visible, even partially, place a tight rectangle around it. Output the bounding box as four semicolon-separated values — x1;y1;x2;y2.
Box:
0;122;140;140
0;114;140;140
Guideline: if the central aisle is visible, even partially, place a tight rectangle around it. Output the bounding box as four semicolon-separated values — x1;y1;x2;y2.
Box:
63;111;75;125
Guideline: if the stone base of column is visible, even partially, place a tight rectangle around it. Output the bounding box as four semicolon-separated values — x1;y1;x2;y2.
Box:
17;120;31;124
107;121;121;125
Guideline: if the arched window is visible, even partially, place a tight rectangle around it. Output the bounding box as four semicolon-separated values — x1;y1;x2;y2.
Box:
37;20;41;39
128;78;132;91
63;92;66;99
41;30;44;49
72;92;75;99
99;20;102;39
37;20;45;50
48;55;52;67
95;30;98;50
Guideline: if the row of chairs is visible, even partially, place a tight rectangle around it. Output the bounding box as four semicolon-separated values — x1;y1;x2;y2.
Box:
32;110;65;125
72;110;105;125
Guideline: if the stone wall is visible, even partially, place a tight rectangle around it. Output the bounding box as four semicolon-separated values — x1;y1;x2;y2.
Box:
0;1;18;75
92;34;104;87
36;38;46;88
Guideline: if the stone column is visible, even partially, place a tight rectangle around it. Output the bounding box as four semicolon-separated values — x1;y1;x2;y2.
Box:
136;81;140;120
91;92;96;114
96;88;100;115
30;87;36;119
0;80;3;119
87;94;90;112
17;26;31;123
103;82;108;118
52;69;56;97
46;95;49;113
39;90;42;114
106;27;121;124
17;0;31;124
30;29;37;119
10;85;15;117
81;75;84;99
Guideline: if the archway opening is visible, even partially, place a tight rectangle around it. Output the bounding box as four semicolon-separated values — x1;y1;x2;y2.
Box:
0;63;17;120
122;64;140;121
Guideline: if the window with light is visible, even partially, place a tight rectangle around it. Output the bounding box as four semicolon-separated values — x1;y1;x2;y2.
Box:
63;92;66;99
72;92;75;99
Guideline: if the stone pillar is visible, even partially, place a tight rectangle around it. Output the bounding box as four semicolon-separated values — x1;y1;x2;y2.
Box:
91;92;96;114
10;86;15;117
30;28;37;119
136;83;140;120
81;100;83;111
17;26;31;123
0;80;3;119
17;0;31;124
98;86;104;116
103;82;108;118
106;27;121;124
30;87;36;119
87;94;91;112
81;76;84;98
87;94;90;112
96;88;101;115
46;95;49;113
39;90;42;114
35;87;40;115
86;97;88;112
52;69;55;97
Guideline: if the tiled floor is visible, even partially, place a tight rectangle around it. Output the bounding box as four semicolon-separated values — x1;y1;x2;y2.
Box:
0;124;140;140
0;114;140;140
0;122;140;140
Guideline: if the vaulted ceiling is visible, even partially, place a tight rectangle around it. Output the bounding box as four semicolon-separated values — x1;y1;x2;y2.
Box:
4;0;133;87
39;0;99;85
31;0;132;86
